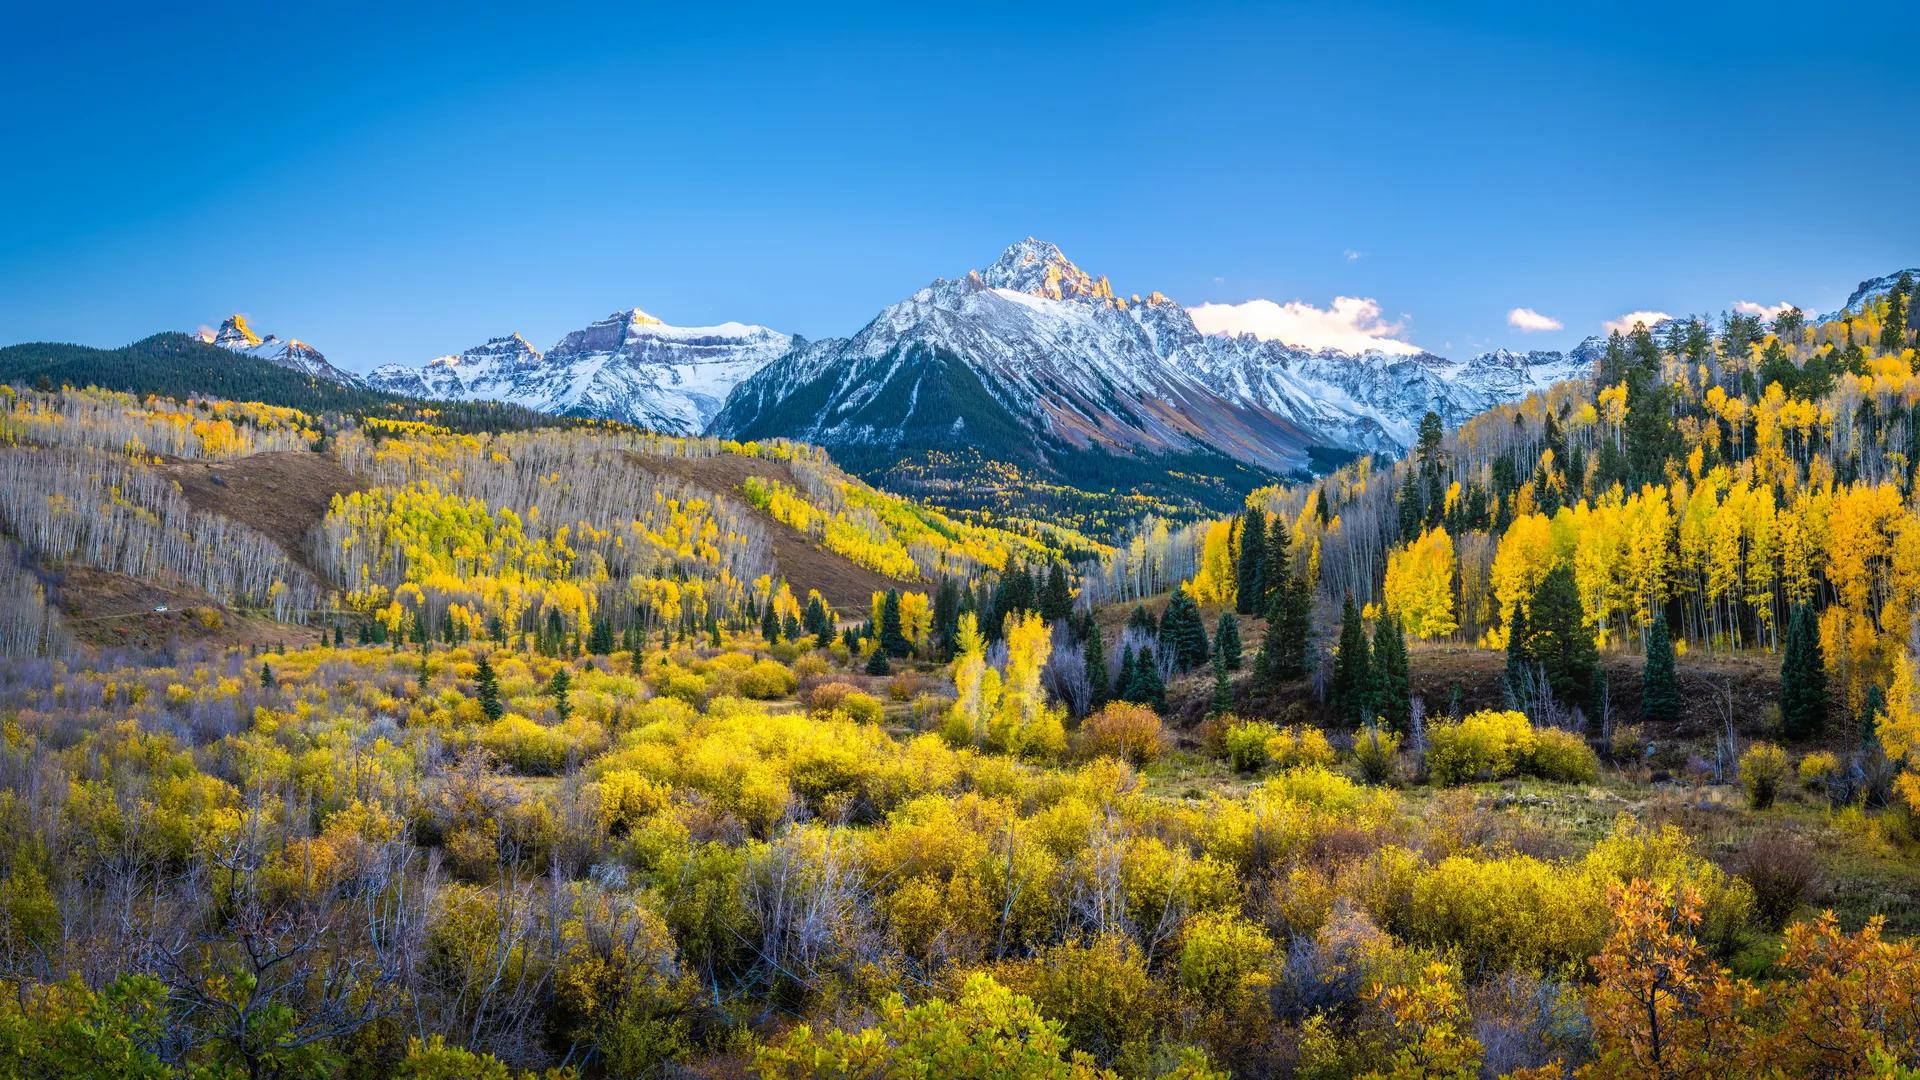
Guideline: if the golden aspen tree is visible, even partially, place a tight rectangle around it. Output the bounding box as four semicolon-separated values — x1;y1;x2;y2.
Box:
1384;526;1458;640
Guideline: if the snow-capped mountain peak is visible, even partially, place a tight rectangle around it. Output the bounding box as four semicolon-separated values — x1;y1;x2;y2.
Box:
977;237;1115;301
1821;269;1919;323
366;310;792;435
196;314;360;385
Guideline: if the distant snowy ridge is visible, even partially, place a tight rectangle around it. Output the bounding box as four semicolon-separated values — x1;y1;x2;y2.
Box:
196;315;362;385
366;309;792;435
1820;269;1920;323
712;238;1597;471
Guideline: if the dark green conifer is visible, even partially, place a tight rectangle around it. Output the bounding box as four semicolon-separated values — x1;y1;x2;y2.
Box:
1641;613;1679;724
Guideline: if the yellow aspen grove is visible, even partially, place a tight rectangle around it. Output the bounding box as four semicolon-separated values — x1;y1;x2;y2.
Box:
1187;517;1238;608
1384;526;1458;640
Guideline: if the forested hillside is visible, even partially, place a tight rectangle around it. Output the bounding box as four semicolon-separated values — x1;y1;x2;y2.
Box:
0;279;1918;1079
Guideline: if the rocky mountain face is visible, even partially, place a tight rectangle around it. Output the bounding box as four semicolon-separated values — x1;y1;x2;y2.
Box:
711;239;1596;478
197;315;361;385
1821;269;1920;322
366;310;791;435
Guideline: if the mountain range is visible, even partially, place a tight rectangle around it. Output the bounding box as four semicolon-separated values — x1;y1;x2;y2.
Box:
179;243;1913;525
196;315;362;385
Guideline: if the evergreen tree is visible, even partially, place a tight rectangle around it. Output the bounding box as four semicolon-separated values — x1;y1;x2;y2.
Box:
803;594;834;647
865;648;892;676
332;623;344;647
1331;593;1372;725
1234;507;1267;615
1275;575;1313;681
1519;565;1596;710
1210;647;1234;716
1503;606;1532;709
1262;516;1293;610
1085;623;1109;709
1641;613;1679;724
1780;603;1828;739
544;607;565;654
708;617;722;649
587;617;615;656
1214;611;1242;671
932;577;962;660
1114;644;1137;705
475;653;502;722
1127;604;1158;636
1369;613;1410;732
1125;647;1167;712
259;662;275;690
1881;272;1911;354
879;588;911;657
1161;589;1210;671
1255;578;1310;689
761;603;780;644
1039;562;1073;624
549;667;573;723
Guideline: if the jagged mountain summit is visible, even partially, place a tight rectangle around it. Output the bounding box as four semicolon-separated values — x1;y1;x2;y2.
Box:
1821;269;1920;323
196;315;361;385
710;238;1595;489
366;309;791;435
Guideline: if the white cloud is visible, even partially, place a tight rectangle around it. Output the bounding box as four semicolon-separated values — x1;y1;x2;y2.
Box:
1343;249;1364;262
1603;309;1673;335
1507;307;1563;332
1735;300;1795;320
1189;296;1421;355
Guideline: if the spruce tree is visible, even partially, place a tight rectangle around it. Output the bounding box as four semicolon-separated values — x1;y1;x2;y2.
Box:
260;662;275;690
865;648;892;676
1523;565;1595;710
1276;575;1313;681
1162;589;1209;671
1210;647;1234;716
1085;623;1110;709
761;603;780;644
1214;611;1242;671
1040;562;1073;624
1331;593;1371;725
1126;648;1167;712
1881;273;1910;354
880;588;911;657
1369;613;1410;732
1114;644;1137;705
549;667;573;723
475;653;502;722
1235;507;1267;615
1504;606;1532;709
1641;613;1679;724
804;595;833;647
932;578;962;661
1780;603;1828;738
1262;516;1293;606
588;618;615;656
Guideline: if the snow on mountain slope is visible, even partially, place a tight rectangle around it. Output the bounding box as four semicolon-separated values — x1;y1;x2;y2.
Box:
715;238;1597;485
196;315;361;385
712;239;1321;475
365;310;791;435
1821;269;1919;322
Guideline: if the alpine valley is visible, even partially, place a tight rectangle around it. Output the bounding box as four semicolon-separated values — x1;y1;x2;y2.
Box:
341;239;1592;531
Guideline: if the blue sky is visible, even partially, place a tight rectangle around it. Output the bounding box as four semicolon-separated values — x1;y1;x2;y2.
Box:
2;1;1915;371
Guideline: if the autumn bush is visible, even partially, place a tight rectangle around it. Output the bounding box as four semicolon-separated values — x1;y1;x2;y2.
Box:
1077;702;1166;764
1426;710;1536;784
1740;741;1791;809
1222;719;1279;772
1731;828;1821;931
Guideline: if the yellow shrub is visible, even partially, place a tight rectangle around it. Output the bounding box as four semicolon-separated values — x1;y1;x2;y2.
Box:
1427;710;1537;785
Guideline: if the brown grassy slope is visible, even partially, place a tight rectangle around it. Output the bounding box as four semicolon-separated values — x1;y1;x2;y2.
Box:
631;451;910;611
153;449;362;581
49;566;321;651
